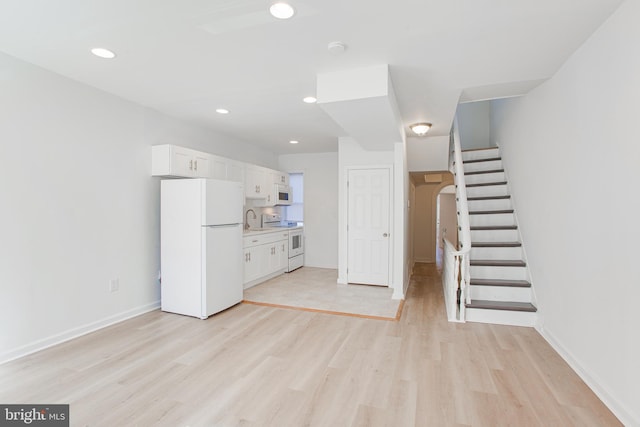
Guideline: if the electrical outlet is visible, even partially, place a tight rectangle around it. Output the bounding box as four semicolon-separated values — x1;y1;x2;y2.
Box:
109;278;119;293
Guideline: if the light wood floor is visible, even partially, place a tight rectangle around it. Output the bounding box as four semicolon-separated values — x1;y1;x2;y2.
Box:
0;263;621;426
244;267;401;320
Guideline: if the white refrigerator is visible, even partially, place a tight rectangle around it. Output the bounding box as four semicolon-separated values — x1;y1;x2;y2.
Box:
161;178;244;319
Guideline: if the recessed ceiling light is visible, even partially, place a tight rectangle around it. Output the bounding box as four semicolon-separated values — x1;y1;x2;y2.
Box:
270;2;295;19
289;140;299;144
303;96;317;104
91;48;116;59
215;108;229;114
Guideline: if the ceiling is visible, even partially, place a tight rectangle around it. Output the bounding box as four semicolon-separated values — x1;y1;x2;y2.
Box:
0;0;623;154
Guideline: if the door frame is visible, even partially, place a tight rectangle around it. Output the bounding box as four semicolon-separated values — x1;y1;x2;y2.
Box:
346;165;393;286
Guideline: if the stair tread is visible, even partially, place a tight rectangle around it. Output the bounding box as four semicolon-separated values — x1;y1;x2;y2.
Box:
471;259;526;267
471;225;518;230
465;169;504;175
468;195;511;201
472;241;522;247
466;181;508;188
466;300;537;312
470;278;531;287
469;209;514;215
463;157;502;164
461;147;499;153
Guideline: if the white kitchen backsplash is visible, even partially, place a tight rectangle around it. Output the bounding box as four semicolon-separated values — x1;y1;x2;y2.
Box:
243;203;283;228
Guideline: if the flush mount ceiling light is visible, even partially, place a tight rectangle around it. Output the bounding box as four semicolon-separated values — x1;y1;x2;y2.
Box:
90;47;116;59
215;108;229;114
289;140;299;144
270;2;295;19
303;96;317;104
410;122;432;136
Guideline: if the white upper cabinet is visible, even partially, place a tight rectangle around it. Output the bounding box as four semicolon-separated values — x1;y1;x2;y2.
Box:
227;160;246;183
248;167;290;205
272;170;289;186
152;145;210;178
152;145;288;198
211;155;245;183
245;165;269;199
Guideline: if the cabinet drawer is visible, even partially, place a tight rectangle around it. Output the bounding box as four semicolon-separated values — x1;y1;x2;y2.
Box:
243;231;288;248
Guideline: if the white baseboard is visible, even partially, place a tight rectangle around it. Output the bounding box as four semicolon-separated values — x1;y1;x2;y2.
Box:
1;301;160;365
392;287;405;300
536;325;638;427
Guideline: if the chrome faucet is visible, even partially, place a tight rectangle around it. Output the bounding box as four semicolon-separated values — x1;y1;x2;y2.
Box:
245;209;256;230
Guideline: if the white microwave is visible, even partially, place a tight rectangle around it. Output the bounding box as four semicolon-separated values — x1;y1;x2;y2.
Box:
274;184;292;206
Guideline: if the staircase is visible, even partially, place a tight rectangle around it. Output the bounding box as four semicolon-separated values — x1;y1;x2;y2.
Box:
461;147;537;326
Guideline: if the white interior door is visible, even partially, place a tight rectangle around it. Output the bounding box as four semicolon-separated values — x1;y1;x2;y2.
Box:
347;168;390;286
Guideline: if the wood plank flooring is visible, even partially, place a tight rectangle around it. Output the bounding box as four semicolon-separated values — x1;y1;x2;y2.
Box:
0;263;621;426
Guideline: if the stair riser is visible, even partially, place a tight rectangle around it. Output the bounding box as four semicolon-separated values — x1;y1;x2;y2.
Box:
469;285;531;302
470;246;522;259
469;213;516;227
463;160;503;173
461;148;500;162
464;172;506;185
466;184;509;198
471;229;519;242
467;199;512;211
465;308;536;327
470;265;528;280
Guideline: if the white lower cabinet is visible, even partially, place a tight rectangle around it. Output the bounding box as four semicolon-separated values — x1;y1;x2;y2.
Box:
276;240;288;271
243;245;264;284
243;231;289;289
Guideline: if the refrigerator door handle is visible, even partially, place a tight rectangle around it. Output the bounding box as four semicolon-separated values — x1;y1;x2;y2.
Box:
203;223;242;228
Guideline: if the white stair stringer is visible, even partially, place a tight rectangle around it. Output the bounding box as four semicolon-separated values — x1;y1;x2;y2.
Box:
461;147;537;327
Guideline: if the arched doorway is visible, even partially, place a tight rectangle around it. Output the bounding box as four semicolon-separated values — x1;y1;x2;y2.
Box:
409;172;454;269
436;185;456;272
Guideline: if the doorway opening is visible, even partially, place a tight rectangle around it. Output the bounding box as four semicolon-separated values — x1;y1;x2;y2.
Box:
408;172;455;269
436;185;456;272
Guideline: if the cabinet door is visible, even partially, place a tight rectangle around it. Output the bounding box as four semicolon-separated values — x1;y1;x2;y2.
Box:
267;244;280;274
211;155;228;180
278;240;288;271
193;153;210;178
227;160;245;183
245;166;268;199
244;166;259;197
273;171;289;186
243;247;263;284
173;147;195;176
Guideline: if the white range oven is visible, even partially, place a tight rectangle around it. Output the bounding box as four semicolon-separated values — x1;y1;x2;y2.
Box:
262;214;304;272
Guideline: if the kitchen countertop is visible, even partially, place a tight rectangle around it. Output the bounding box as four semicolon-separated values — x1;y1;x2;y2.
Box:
243;226;303;236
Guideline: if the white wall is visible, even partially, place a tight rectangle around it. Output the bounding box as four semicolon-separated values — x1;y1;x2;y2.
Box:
337;137;409;297
143;114;277;170
407;136;450;172
0;52;276;362
394;141;410;297
490;1;640;424
278;152;339;269
456;101;493;150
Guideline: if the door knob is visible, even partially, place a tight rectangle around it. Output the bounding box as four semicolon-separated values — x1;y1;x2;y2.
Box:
383;233;389;237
